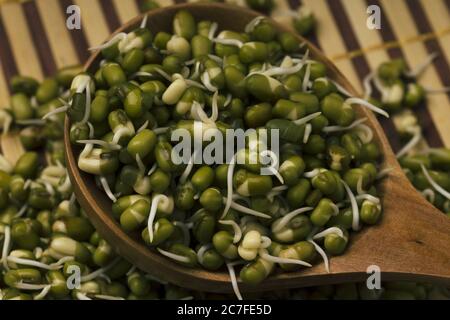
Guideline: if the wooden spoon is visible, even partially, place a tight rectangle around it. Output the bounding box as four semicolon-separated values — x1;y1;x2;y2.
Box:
64;3;450;293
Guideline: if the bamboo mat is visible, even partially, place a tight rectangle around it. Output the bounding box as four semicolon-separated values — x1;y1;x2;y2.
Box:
0;0;449;151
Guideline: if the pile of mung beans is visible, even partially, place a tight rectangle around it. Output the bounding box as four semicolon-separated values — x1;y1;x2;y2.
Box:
364;57;450;216
401;149;450;215
63;10;390;298
140;0;317;37
0;67;200;300
0;3;447;300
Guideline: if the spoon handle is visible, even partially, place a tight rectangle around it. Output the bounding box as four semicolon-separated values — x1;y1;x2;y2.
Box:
373;170;450;284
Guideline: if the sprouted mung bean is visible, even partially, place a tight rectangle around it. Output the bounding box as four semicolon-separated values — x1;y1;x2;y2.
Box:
245;0;275;14
364;54;450;112
0;9;447;302
270;5;316;37
399;149;450;216
0;68;197;300
363;55;450;216
139;0;160;13
63;11;392;299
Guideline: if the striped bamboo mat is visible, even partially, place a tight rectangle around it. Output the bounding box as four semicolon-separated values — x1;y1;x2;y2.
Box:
0;0;449;151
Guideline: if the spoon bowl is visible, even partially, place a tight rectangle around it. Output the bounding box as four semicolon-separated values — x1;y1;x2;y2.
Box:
64;2;450;293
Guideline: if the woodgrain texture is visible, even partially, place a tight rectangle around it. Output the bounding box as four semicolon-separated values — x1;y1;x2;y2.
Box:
64;3;450;293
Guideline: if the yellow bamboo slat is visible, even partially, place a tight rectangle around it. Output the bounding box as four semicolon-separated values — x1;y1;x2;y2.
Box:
36;0;79;68
381;0;450;147
73;0;110;47
421;0;450;63
0;61;9;108
340;0;389;70
302;0;362;93
112;0;139;24
0;2;43;80
342;0;430;152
